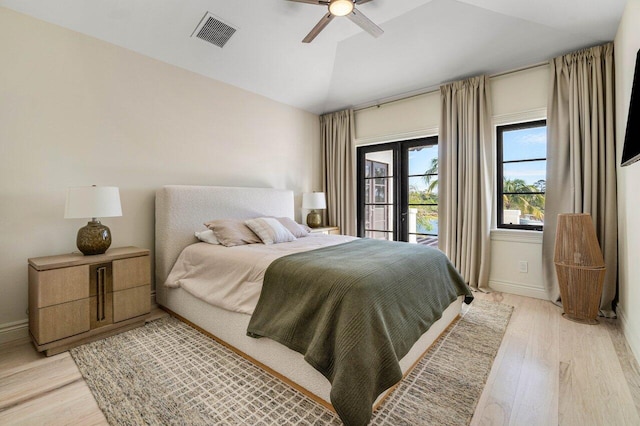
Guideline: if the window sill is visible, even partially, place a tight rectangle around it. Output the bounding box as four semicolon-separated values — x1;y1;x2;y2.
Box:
490;228;543;244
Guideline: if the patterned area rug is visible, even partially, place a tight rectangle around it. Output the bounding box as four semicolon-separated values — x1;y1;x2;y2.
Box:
70;299;512;425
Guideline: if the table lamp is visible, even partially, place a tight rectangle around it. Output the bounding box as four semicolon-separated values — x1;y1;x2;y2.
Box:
65;186;122;255
302;192;326;228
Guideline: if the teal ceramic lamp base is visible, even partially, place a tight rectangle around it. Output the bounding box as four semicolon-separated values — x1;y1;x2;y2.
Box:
77;219;112;255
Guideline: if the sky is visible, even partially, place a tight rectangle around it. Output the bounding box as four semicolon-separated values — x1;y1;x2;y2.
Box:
408;144;438;192
502;125;547;185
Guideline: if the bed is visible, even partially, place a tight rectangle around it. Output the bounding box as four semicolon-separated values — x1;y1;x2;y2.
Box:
155;185;471;425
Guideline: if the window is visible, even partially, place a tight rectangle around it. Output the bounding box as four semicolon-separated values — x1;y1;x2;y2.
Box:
357;137;438;246
497;120;547;231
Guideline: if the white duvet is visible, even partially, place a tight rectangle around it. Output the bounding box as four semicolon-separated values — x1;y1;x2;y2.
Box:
165;234;357;315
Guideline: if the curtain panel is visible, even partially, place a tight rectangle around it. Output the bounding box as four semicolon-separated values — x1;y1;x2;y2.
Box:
439;75;493;290
320;109;357;236
543;42;618;317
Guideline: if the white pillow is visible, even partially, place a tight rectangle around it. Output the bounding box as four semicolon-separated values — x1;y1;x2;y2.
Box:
244;217;296;245
194;230;220;245
274;217;310;238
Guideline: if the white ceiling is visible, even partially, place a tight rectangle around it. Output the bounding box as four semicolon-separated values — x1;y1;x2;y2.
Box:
0;0;627;114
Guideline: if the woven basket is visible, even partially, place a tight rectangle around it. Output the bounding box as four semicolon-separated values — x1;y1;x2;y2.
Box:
553;213;605;324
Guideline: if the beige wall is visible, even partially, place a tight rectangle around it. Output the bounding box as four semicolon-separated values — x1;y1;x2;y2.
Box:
354;65;548;299
0;8;321;342
615;0;640;362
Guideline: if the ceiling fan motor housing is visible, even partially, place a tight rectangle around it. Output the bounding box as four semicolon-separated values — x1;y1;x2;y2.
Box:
329;0;354;16
293;0;383;43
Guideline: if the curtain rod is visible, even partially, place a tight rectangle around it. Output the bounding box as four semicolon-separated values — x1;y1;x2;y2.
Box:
352;61;548;113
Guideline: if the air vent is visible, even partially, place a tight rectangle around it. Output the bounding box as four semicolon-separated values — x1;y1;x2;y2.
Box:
192;12;237;48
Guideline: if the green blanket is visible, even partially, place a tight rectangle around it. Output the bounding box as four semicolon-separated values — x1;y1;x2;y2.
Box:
247;238;472;426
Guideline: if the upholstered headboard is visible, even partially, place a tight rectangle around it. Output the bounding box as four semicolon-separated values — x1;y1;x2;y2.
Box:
155;185;294;305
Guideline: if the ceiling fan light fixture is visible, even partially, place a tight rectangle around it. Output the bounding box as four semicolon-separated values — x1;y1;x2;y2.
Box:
329;0;354;17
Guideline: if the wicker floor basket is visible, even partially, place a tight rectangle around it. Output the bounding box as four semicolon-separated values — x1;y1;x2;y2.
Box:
554;213;605;324
554;264;605;324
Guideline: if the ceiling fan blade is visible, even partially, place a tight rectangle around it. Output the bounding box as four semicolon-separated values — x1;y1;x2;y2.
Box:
302;12;335;43
347;7;383;38
287;0;329;5
355;0;374;4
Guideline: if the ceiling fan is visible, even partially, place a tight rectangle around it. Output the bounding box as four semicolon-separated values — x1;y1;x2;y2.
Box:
289;0;384;43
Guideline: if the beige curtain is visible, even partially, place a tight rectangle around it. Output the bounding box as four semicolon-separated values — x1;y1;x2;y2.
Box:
543;43;618;317
439;75;492;290
320;109;356;236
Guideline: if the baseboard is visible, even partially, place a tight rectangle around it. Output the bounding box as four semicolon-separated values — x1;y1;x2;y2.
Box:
151;290;158;309
0;318;29;347
489;279;547;300
618;305;640;366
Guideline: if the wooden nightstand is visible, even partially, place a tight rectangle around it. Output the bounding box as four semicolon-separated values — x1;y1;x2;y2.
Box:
309;226;340;235
28;246;151;356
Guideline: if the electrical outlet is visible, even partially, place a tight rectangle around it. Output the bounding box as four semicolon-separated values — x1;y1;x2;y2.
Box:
519;261;528;273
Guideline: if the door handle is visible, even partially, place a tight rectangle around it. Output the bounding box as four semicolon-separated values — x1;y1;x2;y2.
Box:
97;266;106;321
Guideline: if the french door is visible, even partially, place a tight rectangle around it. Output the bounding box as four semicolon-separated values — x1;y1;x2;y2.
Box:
357;137;439;245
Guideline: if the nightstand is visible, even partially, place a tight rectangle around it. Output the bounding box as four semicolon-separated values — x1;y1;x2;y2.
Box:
28;246;151;356
309;226;340;235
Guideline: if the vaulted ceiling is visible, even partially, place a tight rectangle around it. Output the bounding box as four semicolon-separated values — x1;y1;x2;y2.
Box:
0;0;627;114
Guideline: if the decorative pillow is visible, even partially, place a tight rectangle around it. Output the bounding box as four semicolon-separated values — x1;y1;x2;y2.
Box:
275;217;310;238
204;219;261;247
245;217;296;245
194;230;219;245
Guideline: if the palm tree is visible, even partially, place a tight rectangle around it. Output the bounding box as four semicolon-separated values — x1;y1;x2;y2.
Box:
503;178;545;220
406;157;439;232
533;179;546;192
422;157;438;193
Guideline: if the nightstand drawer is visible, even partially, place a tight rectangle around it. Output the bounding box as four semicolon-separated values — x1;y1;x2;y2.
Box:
29;265;89;308
32;299;90;344
113;256;150;291
113;285;150;322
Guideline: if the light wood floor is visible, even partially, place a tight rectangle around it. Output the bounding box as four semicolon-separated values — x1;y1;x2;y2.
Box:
1;293;639;425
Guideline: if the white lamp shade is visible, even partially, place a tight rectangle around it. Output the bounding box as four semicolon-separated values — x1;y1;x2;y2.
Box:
302;192;326;210
64;186;122;219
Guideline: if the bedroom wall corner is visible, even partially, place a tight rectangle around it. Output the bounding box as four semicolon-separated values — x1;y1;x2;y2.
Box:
615;0;640;365
0;6;321;345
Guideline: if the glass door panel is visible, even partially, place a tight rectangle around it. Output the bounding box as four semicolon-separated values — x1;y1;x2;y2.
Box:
363;151;394;240
405;143;438;246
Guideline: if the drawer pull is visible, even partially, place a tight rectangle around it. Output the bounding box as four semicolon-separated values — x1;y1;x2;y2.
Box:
96;266;107;321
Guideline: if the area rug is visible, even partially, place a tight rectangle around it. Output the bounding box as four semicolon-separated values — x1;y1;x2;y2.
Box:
70;299;512;425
